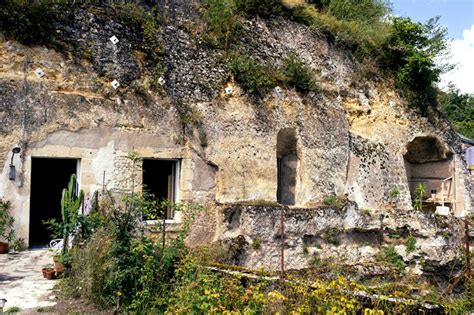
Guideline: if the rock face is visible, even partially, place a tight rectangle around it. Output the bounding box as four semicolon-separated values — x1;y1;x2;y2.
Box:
210;204;464;277
0;4;472;275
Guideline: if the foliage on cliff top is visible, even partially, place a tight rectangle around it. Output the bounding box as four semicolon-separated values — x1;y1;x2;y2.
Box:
439;88;474;139
0;0;453;113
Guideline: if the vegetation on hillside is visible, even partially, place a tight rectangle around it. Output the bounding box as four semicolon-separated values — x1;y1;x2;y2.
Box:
0;0;456;114
439;88;474;139
203;0;452;113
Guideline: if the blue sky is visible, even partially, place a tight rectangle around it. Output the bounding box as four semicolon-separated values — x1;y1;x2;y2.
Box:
392;0;474;40
391;0;474;93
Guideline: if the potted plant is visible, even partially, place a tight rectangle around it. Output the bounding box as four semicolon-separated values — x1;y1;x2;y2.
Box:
0;200;15;254
41;264;55;280
53;255;65;274
9;238;24;254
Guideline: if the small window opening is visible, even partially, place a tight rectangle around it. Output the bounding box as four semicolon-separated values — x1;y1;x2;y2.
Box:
142;159;179;220
277;128;298;205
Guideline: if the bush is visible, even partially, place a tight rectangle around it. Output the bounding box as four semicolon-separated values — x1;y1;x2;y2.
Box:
229;54;281;96
406;235;416;253
202;0;237;49
0;0;68;46
322;195;346;208
439;89;474;139
0;199;15;243
282;54;319;93
383;17;449;111
383;245;405;269
327;0;389;25
236;0;283;17
61;190;202;312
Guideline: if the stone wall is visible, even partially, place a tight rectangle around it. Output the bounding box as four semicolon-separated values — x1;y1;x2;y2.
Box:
203;203;464;278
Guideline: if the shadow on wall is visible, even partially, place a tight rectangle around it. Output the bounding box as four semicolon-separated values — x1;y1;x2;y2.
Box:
277;128;298;205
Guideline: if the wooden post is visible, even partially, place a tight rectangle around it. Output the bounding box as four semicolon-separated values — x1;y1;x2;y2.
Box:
464;218;471;306
280;205;286;278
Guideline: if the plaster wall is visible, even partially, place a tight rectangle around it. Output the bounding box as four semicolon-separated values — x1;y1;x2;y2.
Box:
0;127;198;246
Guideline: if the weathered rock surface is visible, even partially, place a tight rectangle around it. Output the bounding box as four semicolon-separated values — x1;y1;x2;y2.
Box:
0;3;471;276
211;204;464;279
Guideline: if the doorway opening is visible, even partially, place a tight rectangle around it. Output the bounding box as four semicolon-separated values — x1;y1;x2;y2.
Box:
29;158;79;247
142;159;179;219
277;128;298;205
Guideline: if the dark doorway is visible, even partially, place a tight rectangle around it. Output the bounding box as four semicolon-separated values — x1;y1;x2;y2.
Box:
277;128;298;205
29;158;78;247
142;159;178;219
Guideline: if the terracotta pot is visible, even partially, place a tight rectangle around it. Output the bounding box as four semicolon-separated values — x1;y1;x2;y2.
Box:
0;242;9;254
44;268;55;280
54;261;65;274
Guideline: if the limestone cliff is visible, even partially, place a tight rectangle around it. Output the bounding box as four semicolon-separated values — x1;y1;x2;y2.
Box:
0;2;472;277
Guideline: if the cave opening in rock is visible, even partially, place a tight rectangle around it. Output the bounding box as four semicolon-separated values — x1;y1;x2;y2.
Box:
142;159;179;219
277;128;298;205
404;136;454;208
29;157;79;247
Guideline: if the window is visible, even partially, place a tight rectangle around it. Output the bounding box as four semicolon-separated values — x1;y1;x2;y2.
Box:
142;159;180;220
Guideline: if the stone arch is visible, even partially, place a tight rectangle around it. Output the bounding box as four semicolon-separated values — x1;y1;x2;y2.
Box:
277;128;298;205
404;136;454;208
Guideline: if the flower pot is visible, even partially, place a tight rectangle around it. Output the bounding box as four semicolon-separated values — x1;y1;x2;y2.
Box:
44;268;55;280
54;261;65;274
0;242;9;254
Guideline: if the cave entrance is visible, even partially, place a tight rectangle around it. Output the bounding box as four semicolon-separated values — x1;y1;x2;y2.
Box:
142;159;179;220
277;128;298;205
404;136;454;210
29;158;79;248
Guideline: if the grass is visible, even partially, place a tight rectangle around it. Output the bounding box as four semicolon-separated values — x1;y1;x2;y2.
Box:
383;245;405;269
36;306;56;312
322;195;346;208
4;307;21;314
406;235;416;253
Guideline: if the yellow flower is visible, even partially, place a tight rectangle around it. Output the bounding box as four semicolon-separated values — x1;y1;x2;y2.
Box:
267;290;287;302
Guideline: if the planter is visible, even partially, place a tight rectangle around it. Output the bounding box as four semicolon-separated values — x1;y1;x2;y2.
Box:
43;268;55;280
0;242;9;254
54;261;65;274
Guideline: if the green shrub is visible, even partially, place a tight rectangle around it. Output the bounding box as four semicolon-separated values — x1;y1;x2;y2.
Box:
282;54;319;93
0;199;15;243
413;183;426;211
389;187;400;200
383;245;405;269
229;54;281;96
252;239;261;250
439;89;474;139
4;306;20;314
406;235;416;253
236;0;283;17
0;0;70;46
327;0;389;25
0;0;67;46
383;17;449;112
322;195;345;208
202;0;237;49
61;188;202;312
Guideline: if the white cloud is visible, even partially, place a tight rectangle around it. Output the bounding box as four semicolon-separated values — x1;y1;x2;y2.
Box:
439;24;474;94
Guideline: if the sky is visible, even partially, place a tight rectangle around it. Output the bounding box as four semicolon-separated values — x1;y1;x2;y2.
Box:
391;0;474;94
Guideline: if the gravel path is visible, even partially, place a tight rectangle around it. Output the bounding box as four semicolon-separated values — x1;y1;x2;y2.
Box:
0;249;58;313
